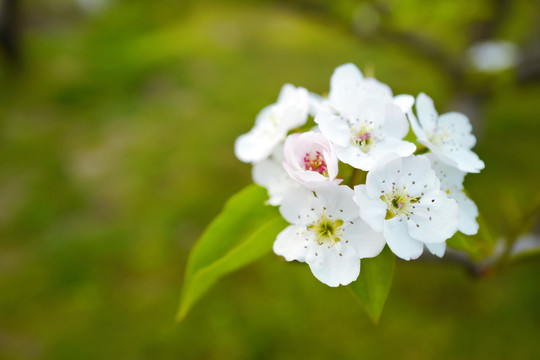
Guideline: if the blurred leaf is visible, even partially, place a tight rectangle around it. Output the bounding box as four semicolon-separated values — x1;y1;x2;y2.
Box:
348;246;395;324
177;184;286;322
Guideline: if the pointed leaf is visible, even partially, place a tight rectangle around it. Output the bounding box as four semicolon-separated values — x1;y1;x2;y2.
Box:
348;246;395;323
177;184;286;322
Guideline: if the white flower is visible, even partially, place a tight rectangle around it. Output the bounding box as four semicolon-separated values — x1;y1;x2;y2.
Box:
409;93;485;173
353;154;459;260
315;63;415;171
427;154;479;235
235;84;309;163
282;131;341;190
252;143;301;206
467;40;518;73
273;185;385;287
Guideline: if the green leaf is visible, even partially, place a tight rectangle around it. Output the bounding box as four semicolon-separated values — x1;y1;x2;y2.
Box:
176;184;287;322
348;247;395;324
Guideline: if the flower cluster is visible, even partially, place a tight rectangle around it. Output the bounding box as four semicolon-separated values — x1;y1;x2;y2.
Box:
235;63;484;287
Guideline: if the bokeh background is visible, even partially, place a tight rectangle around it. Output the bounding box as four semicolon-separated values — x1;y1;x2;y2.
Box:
1;0;540;358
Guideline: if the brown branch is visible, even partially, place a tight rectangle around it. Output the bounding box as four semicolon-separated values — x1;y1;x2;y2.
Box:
0;0;21;64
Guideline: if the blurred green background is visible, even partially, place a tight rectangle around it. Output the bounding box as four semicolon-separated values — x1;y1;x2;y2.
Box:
0;0;539;358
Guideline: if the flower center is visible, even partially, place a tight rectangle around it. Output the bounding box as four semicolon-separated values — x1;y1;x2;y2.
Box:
303;151;328;176
428;126;452;146
381;189;421;220
351;123;376;152
308;216;344;245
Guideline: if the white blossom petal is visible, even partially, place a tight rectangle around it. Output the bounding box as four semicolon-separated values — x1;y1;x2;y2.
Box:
440;146;485;173
279;187;317;225
438;112;476;148
412;93;485;174
334;144;376;171
235;84;309;163
252;145;301;206
398;155;438;195
273;225;314;262
382;103;410;139
393;94;415;113
344;220;386;258
360;78;393;101
408;191;459;243
305;243;360;287
329;63;364;116
383;217;424;260
454;191;479;235
308;91;325;117
353;185;387;233
426;153;465;192
425;242;446;257
416;92;438;133
235;116;282;163
314;185;357;221
368;137;416;162
408;111;429;143
314;110;351;147
365;153;402;198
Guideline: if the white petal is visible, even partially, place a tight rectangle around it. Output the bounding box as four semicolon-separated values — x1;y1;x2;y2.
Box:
438;112;476;149
314;185;357;221
279;187;317;225
408;111;429;143
383;217;424;260
426;143;458;167
314;110;351;147
365;153;402;198
334;144;373;171
308;92;325;117
234;125;280;163
425;242;446;257
454;191;479;235
416;93;438;133
360;78;393;100
398;154;438;195
276;83;297;103
305;243;360;287
344;219;386;258
426;153;466;192
408;191;459;243
369;137;416;162
252;156;299;206
329;63;364;115
276;84;310;129
440;146;485;173
382;103;410;139
394;94;415;113
353;185;387;233
323;146;339;179
273;225;313;262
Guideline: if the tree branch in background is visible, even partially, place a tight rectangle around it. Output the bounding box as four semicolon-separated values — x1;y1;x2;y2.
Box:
0;0;20;65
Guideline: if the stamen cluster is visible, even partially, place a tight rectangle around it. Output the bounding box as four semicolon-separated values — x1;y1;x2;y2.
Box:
304;151;328;175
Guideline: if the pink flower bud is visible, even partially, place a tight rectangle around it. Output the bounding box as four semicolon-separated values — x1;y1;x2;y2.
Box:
282;132;341;190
